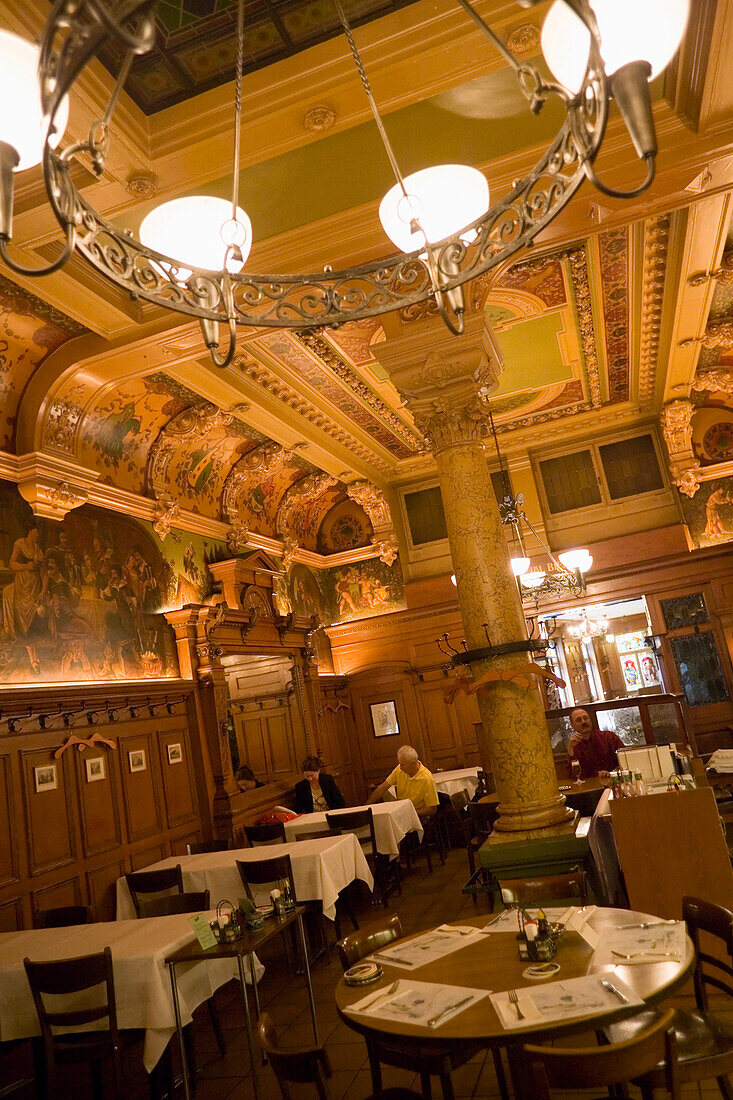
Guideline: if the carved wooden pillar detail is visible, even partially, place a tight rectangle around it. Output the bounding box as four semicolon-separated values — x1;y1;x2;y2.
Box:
661;400;701;497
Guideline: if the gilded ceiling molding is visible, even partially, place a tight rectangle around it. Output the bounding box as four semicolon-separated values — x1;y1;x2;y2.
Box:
303;106;335;132
567;248;603;408
276;471;338;541
233;352;392;473
345;479;398;565
221;441;285;524
638;215;671;406
597;228;630;402
294;331;423;451
688;249;733;287
152;499;179;541
691;368;733;394
660;400;701;497
226;523;252;553
681;317;733;350
505;22;540;54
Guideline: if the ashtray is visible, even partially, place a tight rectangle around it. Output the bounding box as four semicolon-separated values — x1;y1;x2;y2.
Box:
523;962;561;980
344;962;383;986
255;905;275;919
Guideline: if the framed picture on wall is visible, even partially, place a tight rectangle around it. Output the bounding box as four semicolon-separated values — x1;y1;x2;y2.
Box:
128;749;146;773
34;764;57;792
370;700;400;738
167;743;182;764
85;757;105;783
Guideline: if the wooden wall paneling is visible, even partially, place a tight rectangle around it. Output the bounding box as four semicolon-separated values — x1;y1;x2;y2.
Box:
0;897;22;933
452;691;481;764
0;753;18;887
87;859;126;922
267;710;295;777
157;727;197;827
171;833;199;856
75;746;122;858
31;877;82;918
118;733;162;841
237;714;267;775
348;668;423;784
316;688;364;804
130;844;166;871
415;680;463;770
22;748;76;875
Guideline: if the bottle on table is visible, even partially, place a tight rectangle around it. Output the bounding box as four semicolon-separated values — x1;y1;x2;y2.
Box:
634;771;647;797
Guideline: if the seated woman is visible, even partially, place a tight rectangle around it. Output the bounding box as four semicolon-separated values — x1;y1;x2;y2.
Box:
294;755;345;813
236;764;265;792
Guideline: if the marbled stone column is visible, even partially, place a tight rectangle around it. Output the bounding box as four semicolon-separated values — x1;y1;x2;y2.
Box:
375;315;571;832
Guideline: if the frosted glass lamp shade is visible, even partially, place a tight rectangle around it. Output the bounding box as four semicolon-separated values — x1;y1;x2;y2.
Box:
520;570;546;590
140;197;252;275
541;0;690;94
0;30;69;170
511;556;531;577
379;165;489;252
558;548;593;573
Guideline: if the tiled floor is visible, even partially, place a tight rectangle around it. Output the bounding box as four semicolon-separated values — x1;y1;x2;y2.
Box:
5;847;731;1098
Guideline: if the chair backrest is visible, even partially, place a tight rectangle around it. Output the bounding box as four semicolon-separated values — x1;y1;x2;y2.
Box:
295;828;342;842
125;864;183;917
244;822;286;846
450;791;469;815
138;890;211;917
337;915;403;970
34;905;92;929
499;870;588;908
524;1007;679;1098
682;894;733;1008
24;946;119;1046
237;854;296;904
187;839;232;855
467;800;498;835
326;809;376;856
257;1012;332;1099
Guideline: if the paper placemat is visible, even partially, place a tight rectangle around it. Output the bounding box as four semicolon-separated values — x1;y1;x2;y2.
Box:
345;979;487;1028
491;973;641;1030
369;927;484;969
594;922;685;966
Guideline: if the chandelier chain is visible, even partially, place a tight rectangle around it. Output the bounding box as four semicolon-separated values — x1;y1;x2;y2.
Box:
231;0;244;220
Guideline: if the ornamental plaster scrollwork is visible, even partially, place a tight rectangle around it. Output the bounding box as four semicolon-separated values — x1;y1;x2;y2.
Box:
639;216;670;406
688;249;733;288
691;369;733;395
166;402;233;438
276;471;337;540
226;523;251;553
567;248;602;407
506;21;540;54
372;534;399;566
221;441;283;524
152;499;179;541
681;320;733;350
43;399;83;453
281;535;299;570
345;480;391;531
661;401;701;496
18;478;88;520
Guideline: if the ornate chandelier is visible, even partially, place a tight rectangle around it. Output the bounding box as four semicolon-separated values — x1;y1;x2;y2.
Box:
566;608;610;640
499;491;593;604
0;0;689;367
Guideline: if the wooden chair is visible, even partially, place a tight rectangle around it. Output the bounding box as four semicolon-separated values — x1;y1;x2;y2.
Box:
186;839;233;854
499;870;588;908
257;1012;332;1099
237;853;330;963
605;895;733;1098
461;801;499;908
23;946;142;1099
337;915;403;970
125;864;183;917
34;905;92;929
327;808;401;908
526;1007;680;1099
416;804;447;873
244;822;286;846
137;890;210;917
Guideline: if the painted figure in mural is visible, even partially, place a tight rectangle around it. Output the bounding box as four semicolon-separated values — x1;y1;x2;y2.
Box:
703;486;733;540
1;526;46;673
97;399;141;460
47;529;83;591
101;565;141;658
336;574;361;616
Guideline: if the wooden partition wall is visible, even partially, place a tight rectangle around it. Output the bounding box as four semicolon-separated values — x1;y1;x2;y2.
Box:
0;682;207;929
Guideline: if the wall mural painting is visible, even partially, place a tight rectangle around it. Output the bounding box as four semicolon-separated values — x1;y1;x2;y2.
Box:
288;562;326;622
237;456;308;533
317;500;373;554
323;559;406;624
678;476;733;549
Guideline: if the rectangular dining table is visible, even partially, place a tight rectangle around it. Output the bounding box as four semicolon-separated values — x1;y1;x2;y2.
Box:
432;767;481;799
0;914;240;1073
116;833;374;921
283;799;423;858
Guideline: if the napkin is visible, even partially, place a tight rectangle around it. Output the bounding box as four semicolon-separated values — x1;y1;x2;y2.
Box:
490;989;544;1029
347;980;405;1013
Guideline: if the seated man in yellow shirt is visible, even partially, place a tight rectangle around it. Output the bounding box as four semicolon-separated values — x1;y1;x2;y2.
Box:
367;745;439;815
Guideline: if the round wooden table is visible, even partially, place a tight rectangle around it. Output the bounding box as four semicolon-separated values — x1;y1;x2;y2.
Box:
335;908;694;1098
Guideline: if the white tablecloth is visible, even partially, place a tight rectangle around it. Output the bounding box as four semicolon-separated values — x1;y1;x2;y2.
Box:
116;834;373;923
283;800;423;859
432;768;480;799
0;914;249;1071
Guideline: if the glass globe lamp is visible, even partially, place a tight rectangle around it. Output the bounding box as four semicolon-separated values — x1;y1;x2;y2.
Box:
511;557;531;578
520;570;547;590
0;30;69;170
379;165;489;253
140;197;252;278
558;549;593;574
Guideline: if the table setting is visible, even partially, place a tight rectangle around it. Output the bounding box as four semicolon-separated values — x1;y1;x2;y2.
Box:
490;973;643;1030
592;920;685;966
367;926;488;969
345;978;488;1029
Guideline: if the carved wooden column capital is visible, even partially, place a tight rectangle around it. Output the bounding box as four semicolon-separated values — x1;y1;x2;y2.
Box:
661;400;701;497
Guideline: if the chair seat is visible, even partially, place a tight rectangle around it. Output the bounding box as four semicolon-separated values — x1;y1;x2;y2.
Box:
52;1027;145;1064
606;1007;733;1082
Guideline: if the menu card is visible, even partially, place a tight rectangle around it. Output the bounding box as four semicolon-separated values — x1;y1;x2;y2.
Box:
369;928;484;969
345;979;487;1028
491;973;641;1030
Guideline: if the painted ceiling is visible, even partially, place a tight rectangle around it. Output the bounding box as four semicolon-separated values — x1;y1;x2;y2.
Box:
97;0;422;113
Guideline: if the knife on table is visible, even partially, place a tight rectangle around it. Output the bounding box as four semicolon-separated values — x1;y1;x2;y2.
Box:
600;979;630;1004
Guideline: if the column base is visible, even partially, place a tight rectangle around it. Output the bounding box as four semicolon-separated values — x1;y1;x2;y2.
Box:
492;798;575;834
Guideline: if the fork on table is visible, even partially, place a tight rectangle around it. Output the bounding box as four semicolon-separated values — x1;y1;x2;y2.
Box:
507;989;524;1020
611;949;678;960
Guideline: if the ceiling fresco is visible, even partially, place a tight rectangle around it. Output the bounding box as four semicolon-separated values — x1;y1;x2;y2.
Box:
97;0;421;113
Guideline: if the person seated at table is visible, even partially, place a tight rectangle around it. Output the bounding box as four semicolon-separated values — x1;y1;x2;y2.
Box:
567;707;624;779
236;764;265;792
294;756;346;813
367;745;439;814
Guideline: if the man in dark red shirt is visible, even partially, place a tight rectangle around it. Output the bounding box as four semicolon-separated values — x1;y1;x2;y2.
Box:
567;707;624;778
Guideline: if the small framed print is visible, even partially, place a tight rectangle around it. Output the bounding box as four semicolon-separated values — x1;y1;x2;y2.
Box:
34;764;57;793
167;743;182;765
370;700;400;739
128;749;146;773
85;756;105;783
